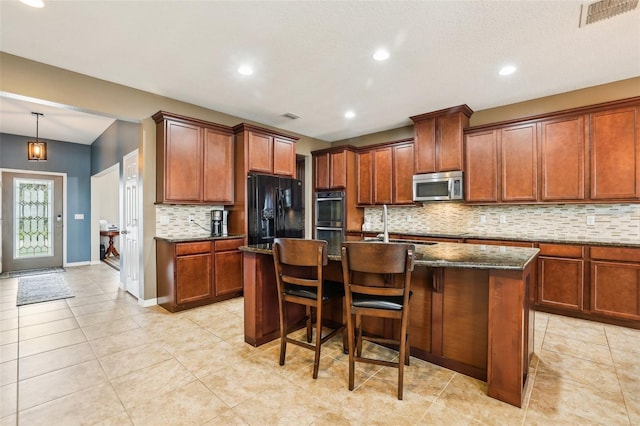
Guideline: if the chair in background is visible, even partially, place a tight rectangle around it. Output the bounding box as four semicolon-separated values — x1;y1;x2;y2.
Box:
340;241;415;400
272;238;345;379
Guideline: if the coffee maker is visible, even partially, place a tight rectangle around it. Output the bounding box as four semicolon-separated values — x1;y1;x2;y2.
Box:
210;209;229;236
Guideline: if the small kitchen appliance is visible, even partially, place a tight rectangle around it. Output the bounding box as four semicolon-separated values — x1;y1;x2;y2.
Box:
211;209;230;236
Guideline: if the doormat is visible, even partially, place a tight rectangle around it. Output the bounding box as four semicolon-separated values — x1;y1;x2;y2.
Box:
16;274;74;306
0;267;66;279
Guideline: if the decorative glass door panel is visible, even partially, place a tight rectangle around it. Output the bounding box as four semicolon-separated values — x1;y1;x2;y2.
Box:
14;178;54;258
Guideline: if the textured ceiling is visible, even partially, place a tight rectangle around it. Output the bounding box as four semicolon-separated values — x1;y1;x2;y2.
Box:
1;0;639;144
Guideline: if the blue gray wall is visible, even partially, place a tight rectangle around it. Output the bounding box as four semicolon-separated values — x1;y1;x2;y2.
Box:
0;133;91;263
91;120;139;175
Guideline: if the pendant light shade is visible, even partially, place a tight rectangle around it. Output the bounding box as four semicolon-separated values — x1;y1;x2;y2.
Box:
27;112;47;161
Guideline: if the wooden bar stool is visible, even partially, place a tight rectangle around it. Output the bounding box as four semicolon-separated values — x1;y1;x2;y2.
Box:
272;238;345;379
340;241;415;400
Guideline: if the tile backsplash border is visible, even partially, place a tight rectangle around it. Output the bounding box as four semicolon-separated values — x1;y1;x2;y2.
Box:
363;202;640;244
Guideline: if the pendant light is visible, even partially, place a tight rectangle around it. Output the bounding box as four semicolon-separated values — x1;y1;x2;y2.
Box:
27;112;47;161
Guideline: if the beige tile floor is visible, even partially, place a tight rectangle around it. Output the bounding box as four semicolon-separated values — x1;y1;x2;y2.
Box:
1;263;639;425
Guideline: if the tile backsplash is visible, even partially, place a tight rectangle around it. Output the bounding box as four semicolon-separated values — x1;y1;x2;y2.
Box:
155;205;223;238
363;203;640;244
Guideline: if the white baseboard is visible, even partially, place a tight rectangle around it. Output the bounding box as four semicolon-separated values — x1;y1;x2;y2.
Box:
139;298;157;307
90;260;102;266
65;261;91;267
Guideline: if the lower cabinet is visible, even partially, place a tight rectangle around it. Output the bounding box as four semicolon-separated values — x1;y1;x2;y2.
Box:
156;237;244;312
537;243;585;312
590;246;640;321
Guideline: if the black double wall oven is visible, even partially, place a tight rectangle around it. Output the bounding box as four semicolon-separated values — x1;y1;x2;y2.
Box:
314;191;345;254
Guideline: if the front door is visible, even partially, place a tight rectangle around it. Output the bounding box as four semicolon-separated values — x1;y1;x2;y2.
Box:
1;171;64;272
123;151;140;298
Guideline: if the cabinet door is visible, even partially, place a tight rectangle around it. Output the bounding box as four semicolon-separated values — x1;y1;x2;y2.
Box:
373;147;393;204
357;151;373;205
248;131;273;174
501;124;538;202
393;143;414;204
214;250;243;296
464;130;499;203
438;114;464;172
314;153;330;190
203;128;234;204
330;151;347;189
537;257;584;311
176;253;212;304
540;116;586;201
273;137;295;177
591;107;640;200
591;261;640;321
165;120;202;202
414;118;436;174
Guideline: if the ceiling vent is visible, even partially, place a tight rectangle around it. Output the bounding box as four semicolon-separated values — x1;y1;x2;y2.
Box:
283;112;300;120
579;0;639;26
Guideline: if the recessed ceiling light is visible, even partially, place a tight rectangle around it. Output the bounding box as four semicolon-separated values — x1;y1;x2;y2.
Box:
238;65;253;76
19;0;44;7
344;111;356;119
498;65;517;76
373;49;390;61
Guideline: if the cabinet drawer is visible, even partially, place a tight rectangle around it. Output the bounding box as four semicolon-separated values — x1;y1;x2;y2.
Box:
539;243;584;258
176;241;212;256
215;238;243;251
591;246;640;263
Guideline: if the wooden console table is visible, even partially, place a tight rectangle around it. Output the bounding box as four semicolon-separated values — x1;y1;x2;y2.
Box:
100;229;120;258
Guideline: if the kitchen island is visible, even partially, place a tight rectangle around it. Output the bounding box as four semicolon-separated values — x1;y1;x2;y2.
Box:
241;240;538;407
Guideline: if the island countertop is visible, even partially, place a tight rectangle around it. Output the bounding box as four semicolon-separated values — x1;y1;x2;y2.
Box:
240;240;539;271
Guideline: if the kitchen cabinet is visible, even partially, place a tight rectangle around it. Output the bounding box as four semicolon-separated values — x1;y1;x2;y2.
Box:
590;246;640;321
501;123;538;202
214;238;243;296
156;237;244;312
540;115;586;201
313;149;347;190
357;150;373;205
357;139;415;206
234;123;298;178
465;130;499;203
590;105;640;200
464;97;640;205
410;105;473;174
154;111;234;204
537;243;585;312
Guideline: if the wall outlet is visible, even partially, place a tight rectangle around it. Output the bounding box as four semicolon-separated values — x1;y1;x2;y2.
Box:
499;214;507;224
480;215;486;224
188;215;194;223
160;215;170;225
407;215;412;222
586;215;595;226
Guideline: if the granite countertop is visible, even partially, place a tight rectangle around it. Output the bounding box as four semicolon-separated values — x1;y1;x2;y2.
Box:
346;229;638;248
240;241;539;271
155;234;245;243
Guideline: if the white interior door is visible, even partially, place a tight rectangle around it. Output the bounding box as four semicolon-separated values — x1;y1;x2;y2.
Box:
123;151;140;298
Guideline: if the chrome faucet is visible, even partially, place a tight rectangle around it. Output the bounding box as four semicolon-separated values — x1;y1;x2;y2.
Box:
382;204;389;243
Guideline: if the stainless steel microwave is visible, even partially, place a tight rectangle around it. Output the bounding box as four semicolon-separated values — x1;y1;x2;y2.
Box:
413;171;464;202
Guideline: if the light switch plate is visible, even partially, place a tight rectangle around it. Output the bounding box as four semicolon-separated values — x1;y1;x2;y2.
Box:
74;213;84;220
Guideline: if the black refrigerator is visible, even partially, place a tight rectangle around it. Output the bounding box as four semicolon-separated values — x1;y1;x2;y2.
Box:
247;173;304;245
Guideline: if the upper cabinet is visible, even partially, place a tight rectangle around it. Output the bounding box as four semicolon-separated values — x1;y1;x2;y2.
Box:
234;124;298;177
154;111;234;205
464;97;640;204
356;139;415;206
314;149;347;190
590;105;640;200
410;105;473;174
